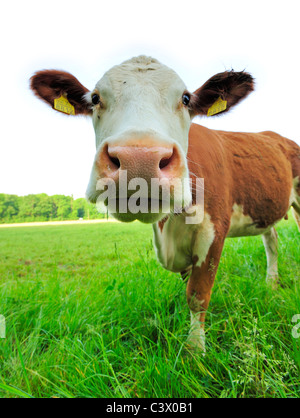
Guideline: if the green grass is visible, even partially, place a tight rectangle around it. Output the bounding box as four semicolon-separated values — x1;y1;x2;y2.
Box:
0;218;299;398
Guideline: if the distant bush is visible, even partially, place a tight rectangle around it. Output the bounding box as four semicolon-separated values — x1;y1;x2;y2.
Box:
0;193;106;224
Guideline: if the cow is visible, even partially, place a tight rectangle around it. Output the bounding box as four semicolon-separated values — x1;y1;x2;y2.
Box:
30;56;300;353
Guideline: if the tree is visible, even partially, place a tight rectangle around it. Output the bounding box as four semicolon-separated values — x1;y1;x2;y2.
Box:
52;195;72;220
0;193;106;223
72;198;86;219
32;194;56;220
0;194;19;222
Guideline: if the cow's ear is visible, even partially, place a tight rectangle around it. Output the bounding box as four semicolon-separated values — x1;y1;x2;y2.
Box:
190;71;254;117
30;70;92;116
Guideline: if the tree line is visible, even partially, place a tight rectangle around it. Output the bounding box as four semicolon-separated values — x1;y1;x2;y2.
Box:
0;193;106;224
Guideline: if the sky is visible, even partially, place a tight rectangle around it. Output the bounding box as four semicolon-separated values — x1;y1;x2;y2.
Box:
1;0;299;198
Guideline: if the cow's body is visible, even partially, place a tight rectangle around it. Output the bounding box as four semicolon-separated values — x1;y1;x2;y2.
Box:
30;56;300;353
154;124;300;273
152;124;300;350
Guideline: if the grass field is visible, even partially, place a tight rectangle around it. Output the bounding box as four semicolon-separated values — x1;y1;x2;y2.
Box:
0;218;299;398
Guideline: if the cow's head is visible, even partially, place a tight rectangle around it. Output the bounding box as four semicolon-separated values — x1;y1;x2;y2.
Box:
30;56;254;223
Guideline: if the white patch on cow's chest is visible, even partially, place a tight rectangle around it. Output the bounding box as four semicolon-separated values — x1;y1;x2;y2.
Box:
152;212;215;272
227;204;271;238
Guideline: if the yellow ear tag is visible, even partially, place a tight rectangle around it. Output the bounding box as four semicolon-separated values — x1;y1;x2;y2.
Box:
207;97;227;117
54;95;75;115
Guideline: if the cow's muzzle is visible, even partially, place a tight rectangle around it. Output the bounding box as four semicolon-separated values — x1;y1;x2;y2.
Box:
95;140;188;223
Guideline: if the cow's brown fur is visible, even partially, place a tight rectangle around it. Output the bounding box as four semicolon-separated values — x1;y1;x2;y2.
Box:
185;124;300;339
187;124;300;232
30;70;91;115
190;71;254;117
186;238;225;342
158;216;169;233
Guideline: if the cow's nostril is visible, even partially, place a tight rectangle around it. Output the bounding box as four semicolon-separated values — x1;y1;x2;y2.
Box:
110;156;121;168
159;157;172;170
106;146;121;169
159;148;175;170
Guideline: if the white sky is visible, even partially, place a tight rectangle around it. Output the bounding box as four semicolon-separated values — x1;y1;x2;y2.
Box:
1;0;299;198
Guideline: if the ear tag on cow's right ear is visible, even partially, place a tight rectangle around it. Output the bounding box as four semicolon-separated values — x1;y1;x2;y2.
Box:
54;95;75;115
207;97;227;117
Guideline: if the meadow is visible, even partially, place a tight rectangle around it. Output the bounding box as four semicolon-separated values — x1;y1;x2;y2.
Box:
0;218;299;398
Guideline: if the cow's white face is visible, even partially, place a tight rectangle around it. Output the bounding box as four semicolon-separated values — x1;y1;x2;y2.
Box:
85;56;192;222
30;56;254;223
90;57;190;151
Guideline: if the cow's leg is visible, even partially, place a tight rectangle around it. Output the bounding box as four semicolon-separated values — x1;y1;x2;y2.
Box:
262;227;279;288
292;206;300;233
186;239;224;354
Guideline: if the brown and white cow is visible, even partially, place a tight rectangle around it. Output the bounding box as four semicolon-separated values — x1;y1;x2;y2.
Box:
30;56;300;352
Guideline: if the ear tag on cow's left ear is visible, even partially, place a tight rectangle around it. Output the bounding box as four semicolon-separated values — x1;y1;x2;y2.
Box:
207;97;227;117
54;95;75;115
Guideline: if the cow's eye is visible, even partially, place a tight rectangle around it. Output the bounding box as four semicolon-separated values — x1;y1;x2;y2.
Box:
182;93;190;106
92;94;100;105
